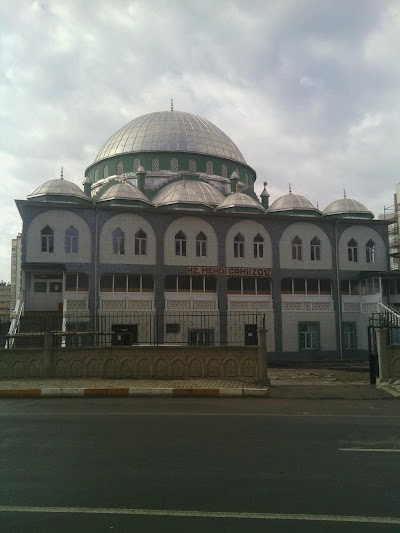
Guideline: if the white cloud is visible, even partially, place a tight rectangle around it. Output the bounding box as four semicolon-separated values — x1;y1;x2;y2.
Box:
0;0;398;280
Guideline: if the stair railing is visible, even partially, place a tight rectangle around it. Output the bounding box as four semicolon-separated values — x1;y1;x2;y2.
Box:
6;295;24;349
378;302;400;327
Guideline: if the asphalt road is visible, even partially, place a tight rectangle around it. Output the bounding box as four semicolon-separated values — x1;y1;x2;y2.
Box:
1;395;400;532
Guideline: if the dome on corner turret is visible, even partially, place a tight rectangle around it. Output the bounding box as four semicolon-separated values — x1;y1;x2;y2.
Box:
27;178;91;204
267;192;320;216
323;197;373;219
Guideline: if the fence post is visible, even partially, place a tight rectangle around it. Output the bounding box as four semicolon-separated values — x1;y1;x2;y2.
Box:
376;327;389;383
257;327;270;385
43;332;54;378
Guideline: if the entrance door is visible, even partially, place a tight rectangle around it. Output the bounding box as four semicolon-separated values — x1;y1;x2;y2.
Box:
111;324;138;346
244;324;258;345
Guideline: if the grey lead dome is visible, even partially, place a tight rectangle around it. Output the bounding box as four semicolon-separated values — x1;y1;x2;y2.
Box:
94;111;246;164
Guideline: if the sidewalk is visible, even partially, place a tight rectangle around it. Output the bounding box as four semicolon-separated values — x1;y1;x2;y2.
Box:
1;365;396;399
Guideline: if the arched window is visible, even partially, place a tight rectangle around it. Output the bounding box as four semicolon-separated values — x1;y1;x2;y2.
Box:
116;161;123;175
95;169;99;181
65;226;79;254
366;239;376;263
253;234;264;259
171;158;178;172
206;161;213;175
348;239;358;262
41;225;54;253
133;159;140;173
196;232;207;257
221;164;227;178
104;165;109;179
189;159;196;173
234;233;245;258
175;231;186;256
292;236;302;260
135;229;147;255
310;236;321;261
112;227;125;255
151;157;159;172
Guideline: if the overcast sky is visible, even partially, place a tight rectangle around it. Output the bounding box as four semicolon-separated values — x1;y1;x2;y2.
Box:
1;0;399;282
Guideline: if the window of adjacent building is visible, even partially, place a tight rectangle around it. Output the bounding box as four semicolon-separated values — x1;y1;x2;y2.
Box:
366;240;376;263
65;226;79;254
116;161;123;175
66;273;89;291
189;159;196;173
100;274;154;293
196;232;207;257
234;233;245;258
221;164;227;178
227;277;271;295
112;227;125;255
151;157;159;172
133;159;140;173
299;322;320;350
206;161;213;175
281;278;332;296
253;234;264;259
134;229;147;255
291;236;302;260
164;276;217;293
175;231;186;256
41;225;54;253
310;236;321;261
104;165;109;179
348;239;358;262
343;322;357;350
341;280;360;295
171;158;178;172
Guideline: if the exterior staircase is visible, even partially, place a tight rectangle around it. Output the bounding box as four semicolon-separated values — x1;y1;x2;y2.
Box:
13;312;63;348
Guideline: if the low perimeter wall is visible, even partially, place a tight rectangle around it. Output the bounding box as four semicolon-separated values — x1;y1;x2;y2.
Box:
0;332;268;381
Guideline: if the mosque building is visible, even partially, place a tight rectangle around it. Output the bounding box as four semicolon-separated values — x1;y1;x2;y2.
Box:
13;108;395;359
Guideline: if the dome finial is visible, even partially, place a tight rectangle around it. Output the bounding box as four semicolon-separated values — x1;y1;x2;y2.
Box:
289;182;292;193
263;181;268;189
61;166;64;180
317;201;319;209
171;98;173;111
343;187;346;198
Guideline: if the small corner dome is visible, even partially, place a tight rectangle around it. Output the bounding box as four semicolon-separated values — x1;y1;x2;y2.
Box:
27;178;91;203
96;180;154;206
216;191;265;213
153;179;224;209
322;198;374;219
267;192;320;216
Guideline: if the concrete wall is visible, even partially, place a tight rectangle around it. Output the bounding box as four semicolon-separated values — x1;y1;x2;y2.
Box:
0;339;263;381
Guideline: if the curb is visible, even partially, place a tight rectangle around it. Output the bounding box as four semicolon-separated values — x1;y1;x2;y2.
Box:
380;386;400;399
0;387;269;399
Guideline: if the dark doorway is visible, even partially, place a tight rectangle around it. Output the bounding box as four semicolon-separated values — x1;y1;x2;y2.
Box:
111;324;138;346
244;324;258;345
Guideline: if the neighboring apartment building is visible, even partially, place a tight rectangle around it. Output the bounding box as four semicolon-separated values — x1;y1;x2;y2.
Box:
10;233;22;314
0;282;11;317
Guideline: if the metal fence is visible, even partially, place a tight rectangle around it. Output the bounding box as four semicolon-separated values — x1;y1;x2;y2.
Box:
2;311;267;348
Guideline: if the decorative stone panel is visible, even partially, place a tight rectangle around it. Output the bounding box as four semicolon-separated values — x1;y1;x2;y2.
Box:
193;300;217;311
28;360;42;377
166;300;190;310
362;303;379;314
55;360;66;377
137;357;151;378
105;358;117;378
66;300;87;311
343;302;361;313
224;359;238;377
171;358;185;378
87;358;100;377
71;360;84;377
154;357;168;378
189;358;202;377
102;300;126;310
128;300;153;310
283;301;333;312
242;358;257;378
206;357;221;377
121;359;134;378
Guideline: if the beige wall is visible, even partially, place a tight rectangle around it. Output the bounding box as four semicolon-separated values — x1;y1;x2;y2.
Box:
99;213;156;265
282;312;337;352
26;210;91;263
225;220;272;268
164;216;218;266
339;226;386;271
280;222;332;269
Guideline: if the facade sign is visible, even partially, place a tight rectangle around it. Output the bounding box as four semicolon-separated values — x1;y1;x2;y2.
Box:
186;266;272;277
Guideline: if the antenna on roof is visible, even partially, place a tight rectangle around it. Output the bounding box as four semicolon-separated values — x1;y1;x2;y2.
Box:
289;183;292;193
61;166;64;180
343;187;346;198
171;98;173;111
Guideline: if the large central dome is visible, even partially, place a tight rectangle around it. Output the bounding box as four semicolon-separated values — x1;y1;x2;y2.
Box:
94;111;246;164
